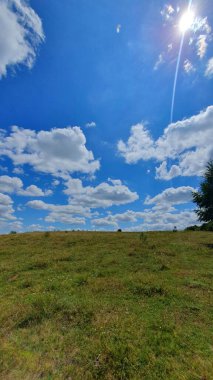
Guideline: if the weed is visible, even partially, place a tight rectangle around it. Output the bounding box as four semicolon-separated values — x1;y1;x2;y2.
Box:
27;262;48;270
130;284;166;297
139;232;148;243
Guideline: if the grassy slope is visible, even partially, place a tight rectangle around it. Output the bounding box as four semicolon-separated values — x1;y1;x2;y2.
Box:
0;231;213;380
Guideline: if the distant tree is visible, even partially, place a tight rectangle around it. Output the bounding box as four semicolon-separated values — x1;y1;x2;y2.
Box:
192;160;213;223
117;229;122;232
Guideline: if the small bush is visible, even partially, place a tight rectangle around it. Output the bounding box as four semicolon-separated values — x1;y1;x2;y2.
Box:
117;229;122;232
139;232;147;243
44;231;50;237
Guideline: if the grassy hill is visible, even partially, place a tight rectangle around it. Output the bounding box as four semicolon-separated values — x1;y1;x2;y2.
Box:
0;231;213;379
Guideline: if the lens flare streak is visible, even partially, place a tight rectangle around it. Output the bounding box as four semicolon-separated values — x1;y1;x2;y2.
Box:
170;0;193;124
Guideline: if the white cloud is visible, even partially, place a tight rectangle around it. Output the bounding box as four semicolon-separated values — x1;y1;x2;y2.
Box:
167;43;173;52
154;54;164;71
27;200;88;225
0;175;52;196
85;121;96;128
0;126;100;177
155;161;181;180
192;18;211;60
13;167;24;175
118;123;155;164
92;210;142;228
118;105;213;179
45;214;85;225
160;4;174;21
26;177;138;226
0;220;22;234
116;24;121;34
183;59;195;74
52;179;60;187
196;35;208;59
92;186;196;229
0;0;44;77
205;57;213;78
64;178;139;208
26;223;42;231
0;192;15;220
159;13;211;74
22;185;52;197
144;186;195;207
92;207;198;231
0;192;22;233
123;210;198;231
26;224;55;232
193;17;211;35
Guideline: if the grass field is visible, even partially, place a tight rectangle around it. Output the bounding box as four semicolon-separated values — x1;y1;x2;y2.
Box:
0;231;213;380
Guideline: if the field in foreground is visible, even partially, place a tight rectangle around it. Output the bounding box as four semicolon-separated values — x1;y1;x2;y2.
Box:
0;231;213;380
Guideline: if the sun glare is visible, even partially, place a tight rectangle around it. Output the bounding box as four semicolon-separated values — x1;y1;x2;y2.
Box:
179;10;195;33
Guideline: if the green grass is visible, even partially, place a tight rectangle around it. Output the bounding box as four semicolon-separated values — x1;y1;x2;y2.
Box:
0;231;213;379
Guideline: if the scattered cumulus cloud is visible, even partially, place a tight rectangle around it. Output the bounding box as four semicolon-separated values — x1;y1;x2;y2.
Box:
92;207;198;231
92;185;196;230
27;200;89;225
144;186;195;208
0;192;16;221
0;175;52;196
118;105;213;179
64;178;139;208
0;192;22;233
123;210;198;231
0;0;44;77
26;177;138;226
0;126;100;178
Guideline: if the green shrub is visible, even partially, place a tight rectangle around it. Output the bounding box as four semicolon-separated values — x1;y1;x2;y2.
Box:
139;232;147;243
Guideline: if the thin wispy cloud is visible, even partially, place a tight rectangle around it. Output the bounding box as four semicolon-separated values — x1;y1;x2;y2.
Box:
183;59;196;74
205;57;213;78
85;121;96;128
153;53;164;71
116;24;121;34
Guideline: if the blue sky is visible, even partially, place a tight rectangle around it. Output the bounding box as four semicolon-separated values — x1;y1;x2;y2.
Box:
0;0;213;233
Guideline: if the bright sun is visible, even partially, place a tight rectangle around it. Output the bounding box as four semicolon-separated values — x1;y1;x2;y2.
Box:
179;10;195;33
